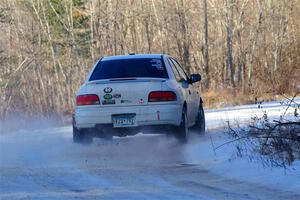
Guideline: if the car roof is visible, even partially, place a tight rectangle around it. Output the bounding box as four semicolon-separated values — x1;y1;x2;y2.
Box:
101;54;165;61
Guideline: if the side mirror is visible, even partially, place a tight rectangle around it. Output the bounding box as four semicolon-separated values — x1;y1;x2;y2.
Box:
190;74;201;83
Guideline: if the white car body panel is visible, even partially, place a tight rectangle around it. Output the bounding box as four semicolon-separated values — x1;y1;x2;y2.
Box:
74;54;200;130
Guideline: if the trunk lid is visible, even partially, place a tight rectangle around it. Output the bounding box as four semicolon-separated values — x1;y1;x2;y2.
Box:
84;78;166;106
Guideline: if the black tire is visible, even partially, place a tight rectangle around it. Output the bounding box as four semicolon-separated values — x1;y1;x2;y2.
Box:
73;126;93;144
175;107;189;143
193;103;206;135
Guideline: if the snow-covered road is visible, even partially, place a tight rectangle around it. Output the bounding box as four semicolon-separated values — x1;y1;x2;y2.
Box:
0;99;299;200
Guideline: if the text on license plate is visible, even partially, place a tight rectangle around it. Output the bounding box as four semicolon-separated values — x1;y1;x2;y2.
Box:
112;114;136;127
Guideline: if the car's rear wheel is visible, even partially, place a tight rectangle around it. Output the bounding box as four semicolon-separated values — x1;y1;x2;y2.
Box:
73;126;93;144
175;107;189;143
192;103;205;135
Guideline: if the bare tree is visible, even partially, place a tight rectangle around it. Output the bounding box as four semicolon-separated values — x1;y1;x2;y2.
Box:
226;0;235;87
203;0;210;88
0;0;299;118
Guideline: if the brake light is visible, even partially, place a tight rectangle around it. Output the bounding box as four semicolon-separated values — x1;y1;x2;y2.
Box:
76;94;100;106
148;91;177;102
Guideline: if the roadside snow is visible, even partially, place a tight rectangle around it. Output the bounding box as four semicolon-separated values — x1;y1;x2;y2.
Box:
185;98;300;193
185;132;300;193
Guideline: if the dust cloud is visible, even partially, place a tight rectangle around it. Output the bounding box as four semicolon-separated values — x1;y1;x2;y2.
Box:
0;117;205;200
0;113;66;134
0;117;192;171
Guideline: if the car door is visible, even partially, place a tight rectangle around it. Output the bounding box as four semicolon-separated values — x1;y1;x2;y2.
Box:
174;65;200;125
168;58;195;125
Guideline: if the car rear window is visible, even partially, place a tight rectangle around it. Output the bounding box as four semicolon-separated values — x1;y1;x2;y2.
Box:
89;58;168;81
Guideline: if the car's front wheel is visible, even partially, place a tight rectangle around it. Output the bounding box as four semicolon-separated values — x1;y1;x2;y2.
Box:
73;126;93;144
175;107;189;143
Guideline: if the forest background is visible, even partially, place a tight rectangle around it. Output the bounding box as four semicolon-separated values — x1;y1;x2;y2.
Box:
0;0;299;120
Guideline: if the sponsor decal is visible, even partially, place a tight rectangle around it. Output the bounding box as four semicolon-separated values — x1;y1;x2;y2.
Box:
157;111;160;120
102;99;115;105
103;87;112;93
113;93;121;98
103;94;113;100
103;94;112;99
139;98;144;104
150;59;164;70
121;100;132;103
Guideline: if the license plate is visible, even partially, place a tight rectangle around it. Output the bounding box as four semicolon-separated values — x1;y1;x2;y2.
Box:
112;114;136;128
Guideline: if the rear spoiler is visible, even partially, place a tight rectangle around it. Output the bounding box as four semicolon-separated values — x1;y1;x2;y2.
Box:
86;78;167;85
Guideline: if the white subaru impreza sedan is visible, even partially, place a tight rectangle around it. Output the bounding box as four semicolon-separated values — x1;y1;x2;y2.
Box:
73;54;205;143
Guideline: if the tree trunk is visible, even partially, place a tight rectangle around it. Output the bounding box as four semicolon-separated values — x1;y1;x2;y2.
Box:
226;0;235;87
203;0;210;88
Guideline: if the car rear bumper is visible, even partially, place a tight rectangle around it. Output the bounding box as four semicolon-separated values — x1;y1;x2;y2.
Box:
74;104;182;129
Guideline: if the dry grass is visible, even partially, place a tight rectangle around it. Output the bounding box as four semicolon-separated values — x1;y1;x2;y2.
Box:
202;88;287;109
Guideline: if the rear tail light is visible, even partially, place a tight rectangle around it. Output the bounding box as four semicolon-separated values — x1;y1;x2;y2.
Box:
76;94;100;106
148;91;177;102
